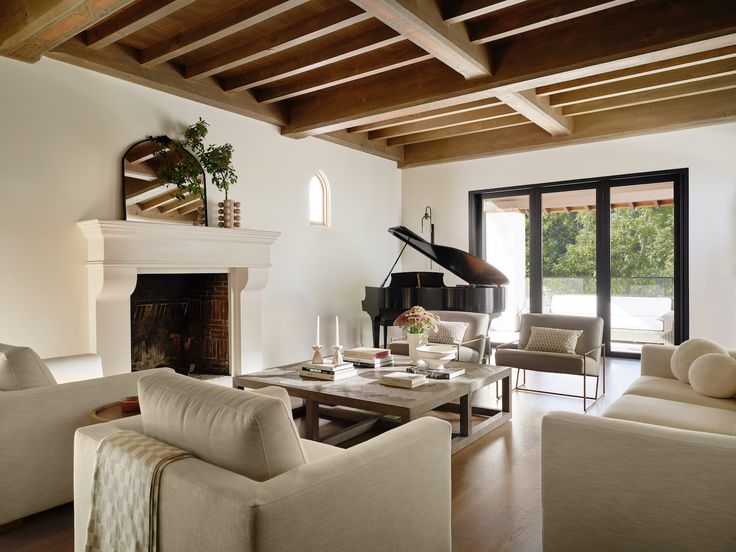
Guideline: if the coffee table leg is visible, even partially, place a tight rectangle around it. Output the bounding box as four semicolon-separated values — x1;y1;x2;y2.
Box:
460;394;472;437
305;399;320;441
502;374;511;415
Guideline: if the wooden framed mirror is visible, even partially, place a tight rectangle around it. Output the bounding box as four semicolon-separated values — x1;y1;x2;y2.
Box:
122;138;207;225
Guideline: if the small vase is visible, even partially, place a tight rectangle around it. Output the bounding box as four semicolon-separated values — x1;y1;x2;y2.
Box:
217;199;241;228
407;332;428;364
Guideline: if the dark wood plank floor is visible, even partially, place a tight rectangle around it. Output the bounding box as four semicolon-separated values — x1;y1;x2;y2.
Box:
0;358;638;552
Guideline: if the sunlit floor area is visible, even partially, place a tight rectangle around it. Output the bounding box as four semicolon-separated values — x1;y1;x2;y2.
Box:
0;358;639;552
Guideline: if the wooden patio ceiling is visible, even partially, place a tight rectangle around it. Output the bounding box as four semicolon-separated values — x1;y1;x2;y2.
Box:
2;0;736;167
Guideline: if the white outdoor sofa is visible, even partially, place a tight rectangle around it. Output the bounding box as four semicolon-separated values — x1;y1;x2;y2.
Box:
542;344;736;552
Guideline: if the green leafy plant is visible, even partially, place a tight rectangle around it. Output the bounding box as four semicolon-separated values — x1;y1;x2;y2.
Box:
151;118;237;200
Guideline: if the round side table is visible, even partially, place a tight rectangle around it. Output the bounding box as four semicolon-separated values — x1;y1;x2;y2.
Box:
90;401;140;424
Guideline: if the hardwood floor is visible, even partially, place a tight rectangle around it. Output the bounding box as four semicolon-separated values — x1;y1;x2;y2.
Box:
0;358;638;552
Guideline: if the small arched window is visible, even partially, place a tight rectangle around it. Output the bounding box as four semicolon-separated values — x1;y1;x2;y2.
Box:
309;170;331;227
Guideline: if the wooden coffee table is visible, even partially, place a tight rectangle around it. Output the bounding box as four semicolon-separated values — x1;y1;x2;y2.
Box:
233;359;511;453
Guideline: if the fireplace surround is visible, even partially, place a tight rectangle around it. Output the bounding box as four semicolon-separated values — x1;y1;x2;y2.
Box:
78;220;280;376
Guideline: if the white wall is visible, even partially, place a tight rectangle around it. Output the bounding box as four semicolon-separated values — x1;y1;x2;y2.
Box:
401;124;736;348
0;56;401;366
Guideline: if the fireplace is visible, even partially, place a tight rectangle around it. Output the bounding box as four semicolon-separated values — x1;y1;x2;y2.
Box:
131;274;229;375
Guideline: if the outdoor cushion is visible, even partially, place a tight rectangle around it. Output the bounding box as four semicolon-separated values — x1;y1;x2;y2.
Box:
689;354;736;399
139;371;307;481
603;394;736;436
0;343;56;391
624;376;736;412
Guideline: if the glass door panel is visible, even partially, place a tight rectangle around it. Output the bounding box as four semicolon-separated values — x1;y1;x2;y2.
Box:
483;195;529;344
541;189;597;318
609;182;675;354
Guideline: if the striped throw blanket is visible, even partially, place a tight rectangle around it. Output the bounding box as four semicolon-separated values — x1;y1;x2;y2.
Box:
85;430;193;552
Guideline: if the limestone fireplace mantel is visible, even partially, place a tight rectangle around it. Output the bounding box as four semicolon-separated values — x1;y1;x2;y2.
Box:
77;219;280;376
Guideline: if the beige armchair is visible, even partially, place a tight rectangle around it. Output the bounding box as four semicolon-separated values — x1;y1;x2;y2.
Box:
390;310;492;363
495;313;605;411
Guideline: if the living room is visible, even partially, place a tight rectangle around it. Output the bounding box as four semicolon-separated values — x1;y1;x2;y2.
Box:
1;1;735;551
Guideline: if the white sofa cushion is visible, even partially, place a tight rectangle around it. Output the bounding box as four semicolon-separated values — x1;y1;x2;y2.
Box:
139;372;307;481
0;343;56;391
624;376;736;412
603;394;736;436
689;354;736;399
670;338;728;383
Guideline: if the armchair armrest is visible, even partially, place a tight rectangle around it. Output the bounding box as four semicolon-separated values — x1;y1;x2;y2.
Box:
256;417;452;552
496;339;519;350
457;335;491;363
542;411;736;552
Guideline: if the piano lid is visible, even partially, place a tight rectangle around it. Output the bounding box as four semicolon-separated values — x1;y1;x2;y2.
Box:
388;226;509;286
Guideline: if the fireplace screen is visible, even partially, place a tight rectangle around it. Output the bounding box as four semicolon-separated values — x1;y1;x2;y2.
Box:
130;274;229;375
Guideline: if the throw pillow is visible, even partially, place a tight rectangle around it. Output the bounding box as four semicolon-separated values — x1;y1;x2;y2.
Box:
139;371;307;481
688;353;736;398
429;321;469;344
670;338;728;384
525;327;582;355
0;343;56;391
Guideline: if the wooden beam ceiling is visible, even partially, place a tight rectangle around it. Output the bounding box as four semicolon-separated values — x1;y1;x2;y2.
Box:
351;0;491;78
441;0;528;25
496;90;573;135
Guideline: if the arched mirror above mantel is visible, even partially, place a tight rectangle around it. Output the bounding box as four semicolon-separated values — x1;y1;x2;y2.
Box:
122;138;207;226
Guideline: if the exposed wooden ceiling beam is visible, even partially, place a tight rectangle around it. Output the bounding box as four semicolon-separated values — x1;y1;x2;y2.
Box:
468;0;634;45
160;195;200;214
139;189;184;211
221;21;401;92
351;0;491;78
368;103;514;139
124;177;164;200
256;42;430;103
283;0;736;137
348;98;502;132
85;0;197;49
387;114;530;145
537;44;736;96
550;57;736;107
139;0;311;67
317;130;403;162
0;0;137;62
400;87;736;167
441;0;527;25
496;90;573;135
562;73;736;116
49;37;285;125
184;3;371;80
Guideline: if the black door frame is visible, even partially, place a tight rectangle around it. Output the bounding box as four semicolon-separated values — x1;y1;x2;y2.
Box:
468;168;689;359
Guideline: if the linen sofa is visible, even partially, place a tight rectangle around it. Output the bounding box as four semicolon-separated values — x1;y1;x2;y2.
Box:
542;344;736;552
74;373;453;552
0;352;160;526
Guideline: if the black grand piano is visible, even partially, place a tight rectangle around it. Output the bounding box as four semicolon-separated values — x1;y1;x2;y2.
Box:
362;226;509;347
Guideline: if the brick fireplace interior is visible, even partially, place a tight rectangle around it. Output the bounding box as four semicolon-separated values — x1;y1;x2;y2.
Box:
130;273;229;375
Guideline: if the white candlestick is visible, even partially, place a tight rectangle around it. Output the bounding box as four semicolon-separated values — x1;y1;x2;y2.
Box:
335;315;340;347
316;315;320;346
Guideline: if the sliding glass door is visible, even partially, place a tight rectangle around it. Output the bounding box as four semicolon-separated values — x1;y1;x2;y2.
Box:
469;170;688;358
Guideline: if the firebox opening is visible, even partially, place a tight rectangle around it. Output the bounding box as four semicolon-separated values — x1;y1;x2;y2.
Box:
130;273;229;375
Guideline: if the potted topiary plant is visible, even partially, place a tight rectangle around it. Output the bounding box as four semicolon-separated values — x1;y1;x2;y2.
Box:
151;118;240;227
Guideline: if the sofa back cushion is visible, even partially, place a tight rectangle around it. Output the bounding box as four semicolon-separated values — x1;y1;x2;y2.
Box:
0;343;56;391
139;371;307;481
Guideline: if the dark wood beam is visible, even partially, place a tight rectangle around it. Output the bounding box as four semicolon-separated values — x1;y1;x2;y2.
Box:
368;103;514;139
441;0;527;25
283;0;736;136
256;42;431;103
184;3;371;80
400;88;736;166
84;0;197;49
318;130;403;162
49;37;285;125
221;21;401;92
496;90;572;135
387;114;530;145
0;0;136;62
537;44;736;96
468;0;633;44
140;0;311;67
351;0;491;78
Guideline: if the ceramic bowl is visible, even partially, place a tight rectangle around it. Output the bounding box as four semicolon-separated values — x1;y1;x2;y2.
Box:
415;345;457;370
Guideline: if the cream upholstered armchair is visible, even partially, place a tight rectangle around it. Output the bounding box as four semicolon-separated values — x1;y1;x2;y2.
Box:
389;310;492;363
495;313;605;411
74;372;452;552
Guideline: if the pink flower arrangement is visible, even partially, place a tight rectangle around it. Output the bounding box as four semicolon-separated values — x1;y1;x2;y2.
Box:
394;306;440;334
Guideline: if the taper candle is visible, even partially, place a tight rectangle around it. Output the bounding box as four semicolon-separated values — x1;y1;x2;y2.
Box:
335;315;340;346
316;315;320;346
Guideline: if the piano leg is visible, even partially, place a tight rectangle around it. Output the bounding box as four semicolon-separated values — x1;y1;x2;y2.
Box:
372;318;381;348
383;325;388;349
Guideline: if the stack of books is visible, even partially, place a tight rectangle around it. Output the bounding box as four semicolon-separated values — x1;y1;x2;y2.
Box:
343;347;394;368
379;371;427;389
300;362;357;381
407;366;466;380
